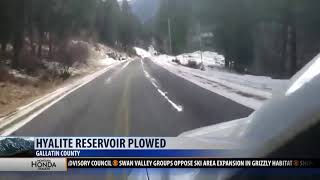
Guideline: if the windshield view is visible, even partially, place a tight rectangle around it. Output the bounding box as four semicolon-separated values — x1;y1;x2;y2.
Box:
0;0;320;179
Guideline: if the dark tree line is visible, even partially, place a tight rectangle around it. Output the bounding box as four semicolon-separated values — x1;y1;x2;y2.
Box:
0;0;142;69
153;0;320;77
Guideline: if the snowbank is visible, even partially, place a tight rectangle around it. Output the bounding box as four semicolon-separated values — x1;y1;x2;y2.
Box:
177;51;225;68
134;47;152;58
151;54;288;110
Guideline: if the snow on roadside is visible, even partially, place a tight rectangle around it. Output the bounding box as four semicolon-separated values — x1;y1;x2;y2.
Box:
8;70;38;82
151;54;289;110
70;42;123;75
177;51;225;68
94;57;118;66
134;47;152;58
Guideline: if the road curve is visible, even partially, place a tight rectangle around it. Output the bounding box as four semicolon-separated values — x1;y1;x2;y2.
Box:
2;58;253;180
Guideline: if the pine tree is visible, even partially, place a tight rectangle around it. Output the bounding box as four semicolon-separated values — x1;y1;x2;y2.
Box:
119;0;135;49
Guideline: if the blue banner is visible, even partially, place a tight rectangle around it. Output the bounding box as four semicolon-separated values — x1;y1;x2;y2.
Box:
34;149;236;157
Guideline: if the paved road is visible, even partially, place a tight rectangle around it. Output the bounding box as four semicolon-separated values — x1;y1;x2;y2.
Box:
2;58;253;179
11;58;252;136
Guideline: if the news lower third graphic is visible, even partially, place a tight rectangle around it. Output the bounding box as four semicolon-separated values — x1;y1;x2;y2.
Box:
0;137;318;171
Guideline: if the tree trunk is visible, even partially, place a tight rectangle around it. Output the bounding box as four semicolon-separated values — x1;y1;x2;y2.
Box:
289;24;297;76
287;0;298;76
282;0;297;77
29;26;36;55
38;31;44;58
224;47;230;69
281;24;288;77
12;0;26;68
49;32;53;59
1;42;7;54
13;33;24;68
28;0;35;56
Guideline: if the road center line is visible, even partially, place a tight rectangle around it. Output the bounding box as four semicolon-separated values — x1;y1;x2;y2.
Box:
141;59;183;112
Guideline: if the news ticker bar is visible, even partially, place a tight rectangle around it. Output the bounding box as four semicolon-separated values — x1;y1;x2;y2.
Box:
0;158;318;171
